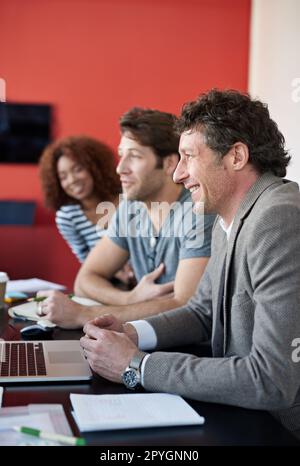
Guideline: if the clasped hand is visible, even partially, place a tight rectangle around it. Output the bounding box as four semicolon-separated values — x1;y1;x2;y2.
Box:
80;315;139;383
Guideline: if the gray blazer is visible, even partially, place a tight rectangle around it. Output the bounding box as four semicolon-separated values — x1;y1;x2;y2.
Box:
144;173;300;438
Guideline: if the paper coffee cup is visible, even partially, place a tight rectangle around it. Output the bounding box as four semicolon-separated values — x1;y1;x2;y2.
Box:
0;272;9;307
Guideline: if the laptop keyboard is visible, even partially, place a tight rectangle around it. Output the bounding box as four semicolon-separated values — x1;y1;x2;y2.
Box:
0;342;47;377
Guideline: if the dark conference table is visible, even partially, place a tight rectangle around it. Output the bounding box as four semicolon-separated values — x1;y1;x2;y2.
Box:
1;308;299;447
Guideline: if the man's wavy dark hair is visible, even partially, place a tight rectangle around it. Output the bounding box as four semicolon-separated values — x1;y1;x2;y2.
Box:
176;89;290;177
120;107;179;168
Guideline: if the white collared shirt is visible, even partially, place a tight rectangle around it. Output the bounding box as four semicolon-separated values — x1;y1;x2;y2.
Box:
219;217;233;240
129;320;156;385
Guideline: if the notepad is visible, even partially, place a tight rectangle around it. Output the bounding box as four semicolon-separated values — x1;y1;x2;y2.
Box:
70;393;205;432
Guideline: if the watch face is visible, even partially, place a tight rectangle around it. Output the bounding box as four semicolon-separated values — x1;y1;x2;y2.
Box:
122;369;138;389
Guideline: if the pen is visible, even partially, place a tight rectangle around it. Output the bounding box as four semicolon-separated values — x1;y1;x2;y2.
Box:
27;296;47;302
28;293;74;302
13;426;86;446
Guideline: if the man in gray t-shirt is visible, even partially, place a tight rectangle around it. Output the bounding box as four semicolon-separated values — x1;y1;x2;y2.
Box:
108;189;215;284
37;108;215;328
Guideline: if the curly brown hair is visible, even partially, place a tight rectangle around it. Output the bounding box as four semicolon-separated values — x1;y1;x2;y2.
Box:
176;89;290;177
39;135;121;210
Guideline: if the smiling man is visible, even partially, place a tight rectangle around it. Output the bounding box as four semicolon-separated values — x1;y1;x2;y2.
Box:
38;108;215;326
80;90;300;439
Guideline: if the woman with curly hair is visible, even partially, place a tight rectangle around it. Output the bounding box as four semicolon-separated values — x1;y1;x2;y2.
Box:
39;135;121;263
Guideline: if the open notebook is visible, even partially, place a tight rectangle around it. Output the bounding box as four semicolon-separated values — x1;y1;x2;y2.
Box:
8;296;101;327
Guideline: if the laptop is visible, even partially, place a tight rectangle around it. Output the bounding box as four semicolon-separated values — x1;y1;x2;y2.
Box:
0;340;92;383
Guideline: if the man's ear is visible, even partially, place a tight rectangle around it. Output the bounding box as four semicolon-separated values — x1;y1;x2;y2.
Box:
163;153;180;175
230;142;249;171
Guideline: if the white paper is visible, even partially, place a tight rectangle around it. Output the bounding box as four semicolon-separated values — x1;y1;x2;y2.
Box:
7;278;66;293
70;393;205;432
71;296;101;306
28;404;73;436
0;387;3;407
0;404;72;446
0;412;58;446
0;411;55;431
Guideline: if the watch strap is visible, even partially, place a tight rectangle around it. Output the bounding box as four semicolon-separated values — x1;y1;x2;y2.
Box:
129;350;147;370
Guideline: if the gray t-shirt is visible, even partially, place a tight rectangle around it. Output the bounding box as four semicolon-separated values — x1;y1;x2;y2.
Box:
107;189;215;283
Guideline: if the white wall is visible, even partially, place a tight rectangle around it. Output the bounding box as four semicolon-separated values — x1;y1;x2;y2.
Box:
248;0;300;184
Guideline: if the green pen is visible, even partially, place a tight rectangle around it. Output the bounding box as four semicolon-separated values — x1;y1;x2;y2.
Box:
13;426;86;446
28;293;74;302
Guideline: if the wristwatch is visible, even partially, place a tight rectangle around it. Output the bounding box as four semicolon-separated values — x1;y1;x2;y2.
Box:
122;351;147;390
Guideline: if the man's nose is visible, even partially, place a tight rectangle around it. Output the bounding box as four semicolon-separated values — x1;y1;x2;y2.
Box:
116;157;130;175
173;158;188;184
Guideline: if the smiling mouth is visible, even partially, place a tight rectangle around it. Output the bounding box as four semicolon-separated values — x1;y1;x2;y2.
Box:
121;180;134;186
188;185;201;193
71;185;85;194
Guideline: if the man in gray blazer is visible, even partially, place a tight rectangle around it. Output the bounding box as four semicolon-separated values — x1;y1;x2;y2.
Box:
80;89;300;438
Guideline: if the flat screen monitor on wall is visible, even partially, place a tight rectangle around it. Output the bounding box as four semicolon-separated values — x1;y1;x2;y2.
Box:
0;102;52;163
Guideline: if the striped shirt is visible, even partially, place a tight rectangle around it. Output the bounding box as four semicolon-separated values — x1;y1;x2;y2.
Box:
56;204;105;263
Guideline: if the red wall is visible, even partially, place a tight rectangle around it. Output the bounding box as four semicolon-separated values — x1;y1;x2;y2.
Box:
0;0;251;285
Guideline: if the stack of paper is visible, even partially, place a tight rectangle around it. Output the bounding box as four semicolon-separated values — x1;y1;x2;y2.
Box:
7;278;66;294
70;393;205;432
0;404;72;446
